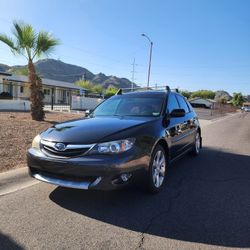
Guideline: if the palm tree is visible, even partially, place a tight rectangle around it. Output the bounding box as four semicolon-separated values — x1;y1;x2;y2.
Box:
0;21;59;121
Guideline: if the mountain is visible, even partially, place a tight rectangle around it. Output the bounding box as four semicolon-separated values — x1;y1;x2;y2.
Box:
102;76;133;89
91;73;109;84
0;63;10;72
5;59;135;89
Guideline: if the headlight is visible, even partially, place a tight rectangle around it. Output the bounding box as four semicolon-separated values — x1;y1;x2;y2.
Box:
89;138;135;155
32;134;41;149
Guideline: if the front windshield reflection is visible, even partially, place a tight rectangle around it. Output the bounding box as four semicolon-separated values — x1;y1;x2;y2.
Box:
92;96;164;117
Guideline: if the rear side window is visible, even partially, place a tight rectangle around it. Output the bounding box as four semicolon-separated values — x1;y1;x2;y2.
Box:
176;95;190;113
167;94;179;113
186;100;194;112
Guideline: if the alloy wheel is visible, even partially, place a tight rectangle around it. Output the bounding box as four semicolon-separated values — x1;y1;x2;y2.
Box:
152;149;166;188
195;132;200;153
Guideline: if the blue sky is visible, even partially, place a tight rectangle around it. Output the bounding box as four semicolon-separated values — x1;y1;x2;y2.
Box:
0;0;249;94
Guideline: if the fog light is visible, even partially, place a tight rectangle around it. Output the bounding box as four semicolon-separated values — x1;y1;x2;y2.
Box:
120;173;132;182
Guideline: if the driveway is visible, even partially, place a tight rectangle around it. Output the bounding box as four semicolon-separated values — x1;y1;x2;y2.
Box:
1;112;250;250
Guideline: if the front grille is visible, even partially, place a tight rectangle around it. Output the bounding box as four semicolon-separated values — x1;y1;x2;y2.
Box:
30;167;97;183
40;140;94;158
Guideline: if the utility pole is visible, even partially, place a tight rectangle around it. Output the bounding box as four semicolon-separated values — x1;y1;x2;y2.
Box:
131;58;137;91
147;41;153;89
141;34;153;89
81;72;86;81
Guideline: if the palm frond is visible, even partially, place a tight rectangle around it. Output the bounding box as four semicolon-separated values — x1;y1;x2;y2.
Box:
12;21;24;45
0;33;16;50
0;20;59;61
12;21;37;58
34;31;60;58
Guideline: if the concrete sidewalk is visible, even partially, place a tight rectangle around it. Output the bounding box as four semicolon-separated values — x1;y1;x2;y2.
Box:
0;167;38;196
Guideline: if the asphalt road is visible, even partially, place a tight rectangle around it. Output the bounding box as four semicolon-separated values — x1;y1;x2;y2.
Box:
1;112;250;250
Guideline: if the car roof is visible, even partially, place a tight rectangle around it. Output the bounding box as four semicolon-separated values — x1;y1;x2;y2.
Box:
170;92;184;98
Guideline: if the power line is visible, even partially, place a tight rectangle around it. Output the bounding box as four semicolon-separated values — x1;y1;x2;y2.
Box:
63;44;133;67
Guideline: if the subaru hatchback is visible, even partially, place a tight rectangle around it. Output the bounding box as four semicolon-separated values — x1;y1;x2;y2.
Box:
27;88;202;192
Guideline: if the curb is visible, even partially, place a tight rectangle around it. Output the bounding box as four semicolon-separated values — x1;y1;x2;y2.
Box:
0;167;39;196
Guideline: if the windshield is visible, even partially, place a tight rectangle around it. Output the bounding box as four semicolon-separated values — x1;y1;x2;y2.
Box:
92;95;164;117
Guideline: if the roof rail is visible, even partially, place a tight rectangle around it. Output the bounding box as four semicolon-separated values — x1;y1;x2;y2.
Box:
117;85;184;95
120;85;172;92
166;86;171;92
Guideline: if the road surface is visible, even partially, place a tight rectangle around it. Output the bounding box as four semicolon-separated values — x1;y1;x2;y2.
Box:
1;112;250;250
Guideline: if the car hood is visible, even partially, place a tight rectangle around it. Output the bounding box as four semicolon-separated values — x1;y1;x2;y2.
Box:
40;116;156;144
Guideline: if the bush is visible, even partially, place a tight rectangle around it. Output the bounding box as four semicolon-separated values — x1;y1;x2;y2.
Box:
180;90;192;99
75;80;104;95
104;86;118;98
191;90;215;99
232;92;244;107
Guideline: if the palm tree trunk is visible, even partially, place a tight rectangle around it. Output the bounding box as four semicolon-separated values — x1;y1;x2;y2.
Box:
28;59;44;121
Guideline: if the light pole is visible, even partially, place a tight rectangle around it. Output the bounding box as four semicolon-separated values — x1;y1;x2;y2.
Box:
141;33;153;89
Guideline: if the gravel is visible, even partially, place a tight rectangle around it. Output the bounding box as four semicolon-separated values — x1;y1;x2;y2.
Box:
0;111;83;172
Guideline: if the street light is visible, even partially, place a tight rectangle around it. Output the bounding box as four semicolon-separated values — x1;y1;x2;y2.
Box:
141;33;153;89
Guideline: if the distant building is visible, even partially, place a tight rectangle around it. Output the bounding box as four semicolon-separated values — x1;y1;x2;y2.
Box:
189;97;215;108
0;72;85;105
242;102;250;108
244;95;250;102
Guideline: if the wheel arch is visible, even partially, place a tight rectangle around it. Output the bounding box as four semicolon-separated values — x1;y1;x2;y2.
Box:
151;138;170;162
197;126;201;135
197;126;202;148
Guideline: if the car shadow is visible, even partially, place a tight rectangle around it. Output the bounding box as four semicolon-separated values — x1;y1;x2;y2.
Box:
49;147;250;248
0;232;24;250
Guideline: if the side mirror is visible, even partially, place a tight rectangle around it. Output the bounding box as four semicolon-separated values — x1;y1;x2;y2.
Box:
170;108;185;117
85;110;90;117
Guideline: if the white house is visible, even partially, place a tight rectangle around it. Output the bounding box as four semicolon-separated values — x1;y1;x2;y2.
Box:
0;72;85;105
0;72;105;111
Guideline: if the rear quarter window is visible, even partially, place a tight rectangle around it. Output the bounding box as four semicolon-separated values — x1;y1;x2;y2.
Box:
176;95;190;113
186;100;194;112
167;94;180;113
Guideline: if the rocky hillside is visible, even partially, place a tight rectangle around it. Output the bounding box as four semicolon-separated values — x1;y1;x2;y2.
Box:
0;63;10;72
3;59;135;89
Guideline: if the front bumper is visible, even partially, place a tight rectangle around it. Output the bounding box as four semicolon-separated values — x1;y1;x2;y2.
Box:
27;148;149;190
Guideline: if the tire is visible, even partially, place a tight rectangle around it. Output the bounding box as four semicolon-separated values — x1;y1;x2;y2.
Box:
191;131;201;156
147;145;167;193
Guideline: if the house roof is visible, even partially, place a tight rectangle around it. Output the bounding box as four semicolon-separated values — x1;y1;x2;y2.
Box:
0;72;12;76
2;74;85;91
189;97;216;103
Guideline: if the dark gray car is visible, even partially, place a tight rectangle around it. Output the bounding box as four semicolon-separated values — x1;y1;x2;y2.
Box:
27;88;202;193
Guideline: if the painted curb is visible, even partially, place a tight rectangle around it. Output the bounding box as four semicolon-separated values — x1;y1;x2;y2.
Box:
0;167;39;196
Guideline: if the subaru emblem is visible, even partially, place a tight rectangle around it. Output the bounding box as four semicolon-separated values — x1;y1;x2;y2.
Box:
54;143;66;151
